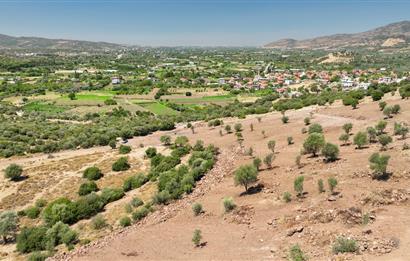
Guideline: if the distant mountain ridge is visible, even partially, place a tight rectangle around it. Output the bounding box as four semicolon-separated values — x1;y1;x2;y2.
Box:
0;34;126;51
264;21;410;50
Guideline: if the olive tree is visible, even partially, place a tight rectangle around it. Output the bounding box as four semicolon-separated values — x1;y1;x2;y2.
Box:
0;211;18;244
353;131;368;149
322;143;339;162
4;164;23;181
234;165;258;193
369;153;390;179
303;133;325;157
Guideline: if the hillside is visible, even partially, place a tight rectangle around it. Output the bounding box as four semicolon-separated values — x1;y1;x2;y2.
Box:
265;21;410;50
0;34;125;51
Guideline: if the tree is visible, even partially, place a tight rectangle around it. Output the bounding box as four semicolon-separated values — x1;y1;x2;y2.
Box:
264;153;274;169
369;153;390;179
83;166;103;180
112;157;130;171
267;140;276;153
222;197;236;213
68;92;76;100
339;133;349;145
322;143;339;162
318;179;325;193
303;133;325;157
294;176;304;197
250;123;254;132
308;123;323;134
78;181;98;196
0;211;18;244
253;157;262;171
4;164;23;181
160;135;171;146
367;127;377;143
353;131;368;149
225;125;232;134
304;117;311;126
192;229;202;247
287;136;294;145
282;116;289;124
174;136;189;147
383;106;393;118
328;177;338;194
392;104;401;114
289;244;307;261
342;123;353;134
234;123;243;132
283;192;291;202
119;145;131;154
375;120;387;135
378;134;392;151
192;203;203;216
371;90;384;101
234;165;258;193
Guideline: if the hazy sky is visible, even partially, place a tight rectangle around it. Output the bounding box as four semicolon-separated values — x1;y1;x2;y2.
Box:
0;0;409;46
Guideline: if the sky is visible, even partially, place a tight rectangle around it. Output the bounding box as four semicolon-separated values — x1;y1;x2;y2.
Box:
0;0;409;46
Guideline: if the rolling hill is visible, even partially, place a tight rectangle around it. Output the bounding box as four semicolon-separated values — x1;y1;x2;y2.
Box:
0;34;126;51
264;21;410;50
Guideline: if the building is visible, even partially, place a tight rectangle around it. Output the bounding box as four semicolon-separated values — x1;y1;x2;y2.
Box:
111;77;121;85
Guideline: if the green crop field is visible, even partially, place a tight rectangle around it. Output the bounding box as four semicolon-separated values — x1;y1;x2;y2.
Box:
138;102;178;115
166;95;236;104
23;101;67;113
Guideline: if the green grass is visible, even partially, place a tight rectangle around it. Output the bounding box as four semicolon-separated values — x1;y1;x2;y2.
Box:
167;95;235;104
23;101;67;113
139;102;178;116
60;91;114;102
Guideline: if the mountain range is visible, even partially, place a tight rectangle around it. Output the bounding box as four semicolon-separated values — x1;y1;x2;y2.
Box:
264;21;410;50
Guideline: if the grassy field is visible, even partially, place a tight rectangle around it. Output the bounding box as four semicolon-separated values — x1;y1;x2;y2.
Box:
23;101;67;113
164;94;236;104
137;101;178;115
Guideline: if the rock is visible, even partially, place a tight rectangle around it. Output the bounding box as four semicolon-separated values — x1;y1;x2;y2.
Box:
286;226;304;237
328;196;337;201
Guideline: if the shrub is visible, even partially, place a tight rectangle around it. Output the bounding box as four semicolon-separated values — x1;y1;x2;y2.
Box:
295;154;302;168
234;123;243;132
130;197;144;208
294;176;304;197
366;126;377;143
101;188;125;204
42;198;75;226
289;244;307;261
132;206;149;221
283;192;292;203
308;123;323;134
78;181;99;196
342;123;353;134
318;179;325;193
192;229;202;247
16;226;48;253
392;104;401;114
35;199;47;208
222;197;236;213
152;190;171;205
91;214;107;230
25;206;41;219
332;237;358;254
225;125;232;133
304;117;311;126
369;153;390;179
253;157;262;170
234;165;258;192
0;211;18;244
378;134;392;150
119;216;131;227
378;101;387;111
267;140;276;153
174;136;189;147
353;131;368;149
322;143;339;162
109;140;116;149
145;147;157;158
104;98;117;105
119;145;132;154
383;106;393;118
82;166;103;181
4;164;23;181
303;133;325;156
192;203;203;216
112;157;130;171
328;177;338;194
339;133;349;145
375;120;387;135
287;136;294;145
28;252;50;261
124;203;133;213
264;153;274;169
123;173;148;191
160;135;172;146
45;221;78;250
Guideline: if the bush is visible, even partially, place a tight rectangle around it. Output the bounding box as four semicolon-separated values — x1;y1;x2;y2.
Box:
378;134;392;150
222;197;236;213
78;181;99;196
287;136;294;145
83;166;103;181
132;206;149;221
289;244;307;261
342;123;353;134
267;140;276;153
45;221;78;250
42;198;75;226
281;115;289;124
119;145;132;154
25;206;41;219
112;157;130;171
104;99;117;105
35;199;47;208
322;143;339;162
332;237;358;254
100;188;125;204
392;104;401;114
130;197;144;208
283;192;292;202
234;165;258;192
119;216;131;227
328;177;338;194
303;133;325;156
4;164;23;181
375;120;387;134
304;117;310;126
174;136;189;147
367;127;377;143
91;214;107;230
152;190;171;205
253;157;262;170
145;147;157;158
353;131;368;149
28;252;50;261
16;226;48;253
294;176;304;197
369;153;390;179
123;173;148;191
308;123;323;134
192;229;202;247
318;179;325;193
192;203;203;216
0;211;18;244
234;123;243;132
378;101;387;111
160;135;172;146
339;133;349;145
225;125;232;133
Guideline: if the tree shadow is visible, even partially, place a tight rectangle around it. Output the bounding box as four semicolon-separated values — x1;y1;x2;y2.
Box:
13;175;28;182
240;183;264;196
